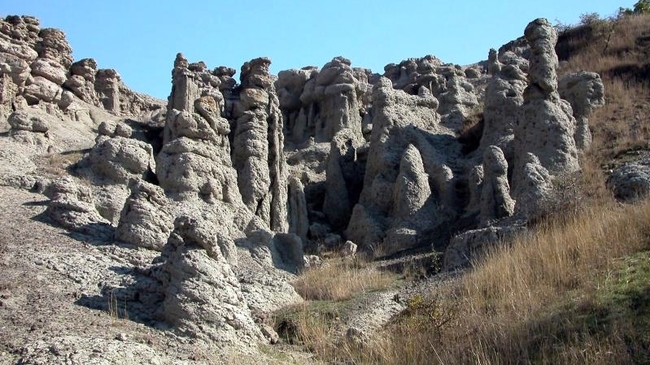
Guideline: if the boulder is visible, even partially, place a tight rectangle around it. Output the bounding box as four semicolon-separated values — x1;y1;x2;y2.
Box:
44;177;112;237
115;181;174;251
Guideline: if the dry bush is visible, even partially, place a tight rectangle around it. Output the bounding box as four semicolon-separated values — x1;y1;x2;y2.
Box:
291;258;396;301
40;151;85;177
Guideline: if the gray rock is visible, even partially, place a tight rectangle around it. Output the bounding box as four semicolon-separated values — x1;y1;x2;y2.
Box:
559;71;605;149
606;161;650;202
443;225;525;270
480;146;515;224
272;233;304;273
157;216;262;344
512;18;580;217
44;176;112;237
233;57;288;232
323;128;363;230
115;181;173;251
86;136;155;184
287;176;309;242
8;110;49;132
341;240;358;257
392;144;431;220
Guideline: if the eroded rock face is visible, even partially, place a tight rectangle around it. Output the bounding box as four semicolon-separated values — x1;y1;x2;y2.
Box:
346;78;459;255
156;216;262;345
44;176;112;238
115;181;173;251
277;57;369;144
479;50;528;160
480;146;515;224
86;136;156;184
323;128;364;231
513;19;579;206
384;56;479;131
559;71;605;150
233;57;288;232
156;53;241;203
606;160;650;202
0;15;164;121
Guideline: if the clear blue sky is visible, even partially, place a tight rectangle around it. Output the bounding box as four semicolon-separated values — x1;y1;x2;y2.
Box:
2;1;624;99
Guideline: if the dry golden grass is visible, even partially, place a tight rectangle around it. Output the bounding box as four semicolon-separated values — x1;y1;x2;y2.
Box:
334;200;650;365
40;151;85;177
291;258;395;301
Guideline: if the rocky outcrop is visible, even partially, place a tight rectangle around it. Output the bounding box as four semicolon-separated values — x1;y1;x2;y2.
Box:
0;15;164;122
478;50;528;160
156;53;240;203
115;180;173;251
384;57;479;131
233;57;288;232
606;159;650;202
44;176;112;237
392;145;431;220
156;216;262;345
513;19;580;209
480;146;515;224
346;77;459;255
84;136;155;184
287;176;309;242
443;224;525;270
323;128;364;231
277;57;369;144
558;71;605;150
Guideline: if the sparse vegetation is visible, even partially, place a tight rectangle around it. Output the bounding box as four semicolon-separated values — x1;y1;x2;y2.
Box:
40;150;85;177
291;257;396;301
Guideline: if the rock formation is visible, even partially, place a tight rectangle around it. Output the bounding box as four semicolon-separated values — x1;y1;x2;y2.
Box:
277;57;369;144
155;216;262;345
513;19;580;183
44;176;112;238
115;180;173;251
558;71;605;149
478;50;528;160
479;145;515;224
0;15;164;121
233;57;288;232
346;77;460;255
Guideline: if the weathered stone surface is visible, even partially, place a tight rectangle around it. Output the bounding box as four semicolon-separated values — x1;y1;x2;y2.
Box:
559;71;605;150
115;181;173;251
156;216;262;344
443;225;525;270
8;110;49;132
480;146;515;224
606;160;650;202
233;57;288;232
272;233;305;273
347;77;458;255
35;28;73;68
392;145;430;219
86;136;155;184
30;58;67;85
323;128;363;231
23;75;61;103
287;176;309;242
512;18;580;216
513;153;553;219
479;50;528;160
44;176;112;237
157;54;240;203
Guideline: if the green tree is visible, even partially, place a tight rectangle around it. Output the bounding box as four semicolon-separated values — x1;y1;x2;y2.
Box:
634;0;650;14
